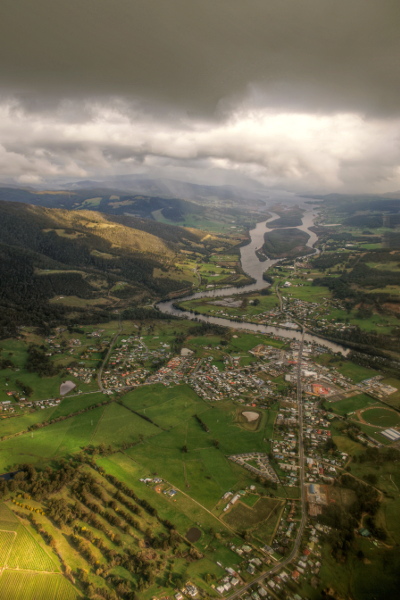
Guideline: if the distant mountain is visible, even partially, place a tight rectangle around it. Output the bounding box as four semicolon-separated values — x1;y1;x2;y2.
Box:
47;175;269;208
0;181;268;230
305;192;400;212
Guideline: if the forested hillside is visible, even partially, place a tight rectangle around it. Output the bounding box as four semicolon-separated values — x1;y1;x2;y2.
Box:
0;201;230;338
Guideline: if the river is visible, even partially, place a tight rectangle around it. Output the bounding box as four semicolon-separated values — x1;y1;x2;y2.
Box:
157;207;349;356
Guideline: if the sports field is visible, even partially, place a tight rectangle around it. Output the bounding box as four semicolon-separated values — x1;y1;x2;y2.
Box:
362;407;400;428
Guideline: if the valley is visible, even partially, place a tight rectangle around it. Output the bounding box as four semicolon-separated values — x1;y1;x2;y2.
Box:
0;191;399;600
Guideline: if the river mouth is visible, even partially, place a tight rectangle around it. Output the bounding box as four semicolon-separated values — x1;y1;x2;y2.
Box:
157;207;349;357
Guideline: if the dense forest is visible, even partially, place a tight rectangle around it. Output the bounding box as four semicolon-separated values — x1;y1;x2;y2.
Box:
262;227;313;259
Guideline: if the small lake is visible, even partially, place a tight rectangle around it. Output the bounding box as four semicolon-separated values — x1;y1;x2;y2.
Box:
60;380;76;396
242;411;260;422
186;527;202;542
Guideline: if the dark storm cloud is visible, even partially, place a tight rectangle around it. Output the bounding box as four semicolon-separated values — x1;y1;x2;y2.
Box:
1;0;399;117
0;1;400;191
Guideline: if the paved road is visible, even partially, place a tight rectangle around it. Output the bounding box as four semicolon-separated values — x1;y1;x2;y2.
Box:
225;331;307;599
97;321;122;392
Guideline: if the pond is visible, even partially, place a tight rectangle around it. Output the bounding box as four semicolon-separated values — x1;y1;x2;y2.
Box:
186;527;201;542
60;380;76;396
242;411;260;422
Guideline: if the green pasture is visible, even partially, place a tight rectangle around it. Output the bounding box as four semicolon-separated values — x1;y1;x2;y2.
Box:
182;292;279;319
331;434;364;456
329;393;377;416
228;332;286;351
334;361;378;383
240;493;260;507
90;402;160;445
0;406;107;472
0;339;29;368
281;283;330;304
0;361;98;404
122;383;208;427
209;254;239;263
0;392;106;443
81;196;102;207
96;454;238;555
121;397;277;510
0;408;55;440
49;392;108;418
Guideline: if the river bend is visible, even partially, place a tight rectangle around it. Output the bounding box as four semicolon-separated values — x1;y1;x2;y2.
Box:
157;210;348;356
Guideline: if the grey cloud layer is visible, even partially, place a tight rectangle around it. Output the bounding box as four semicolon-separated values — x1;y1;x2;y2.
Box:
1;0;399;117
1;1;399;191
1;101;400;191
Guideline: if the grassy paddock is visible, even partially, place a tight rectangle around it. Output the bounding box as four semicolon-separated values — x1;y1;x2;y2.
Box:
329;394;377;416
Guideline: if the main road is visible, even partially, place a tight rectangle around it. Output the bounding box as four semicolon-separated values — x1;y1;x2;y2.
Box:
225;331;307;599
97;317;122;392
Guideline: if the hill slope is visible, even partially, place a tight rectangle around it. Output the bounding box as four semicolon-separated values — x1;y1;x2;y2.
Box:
0;201;228;338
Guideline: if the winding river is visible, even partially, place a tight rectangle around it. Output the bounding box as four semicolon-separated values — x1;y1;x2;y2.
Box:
157;208;349;356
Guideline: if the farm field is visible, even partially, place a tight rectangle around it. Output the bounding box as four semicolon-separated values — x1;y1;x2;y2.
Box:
0;392;107;441
90;401;161;445
330;360;378;383
0;407;105;472
0;571;79;600
181;292;279;318
0;505;59;572
0;530;15;563
6;524;59;571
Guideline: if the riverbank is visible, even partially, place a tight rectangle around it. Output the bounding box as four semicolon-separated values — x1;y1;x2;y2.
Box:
157;209;349;356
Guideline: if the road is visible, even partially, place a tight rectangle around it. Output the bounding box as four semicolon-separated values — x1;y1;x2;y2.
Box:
97;320;122;392
276;286;283;312
225;331;307;599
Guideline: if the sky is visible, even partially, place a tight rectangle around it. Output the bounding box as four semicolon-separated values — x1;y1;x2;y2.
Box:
1;0;400;193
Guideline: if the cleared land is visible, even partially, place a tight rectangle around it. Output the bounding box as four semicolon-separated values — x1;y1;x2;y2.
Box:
224;497;284;543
